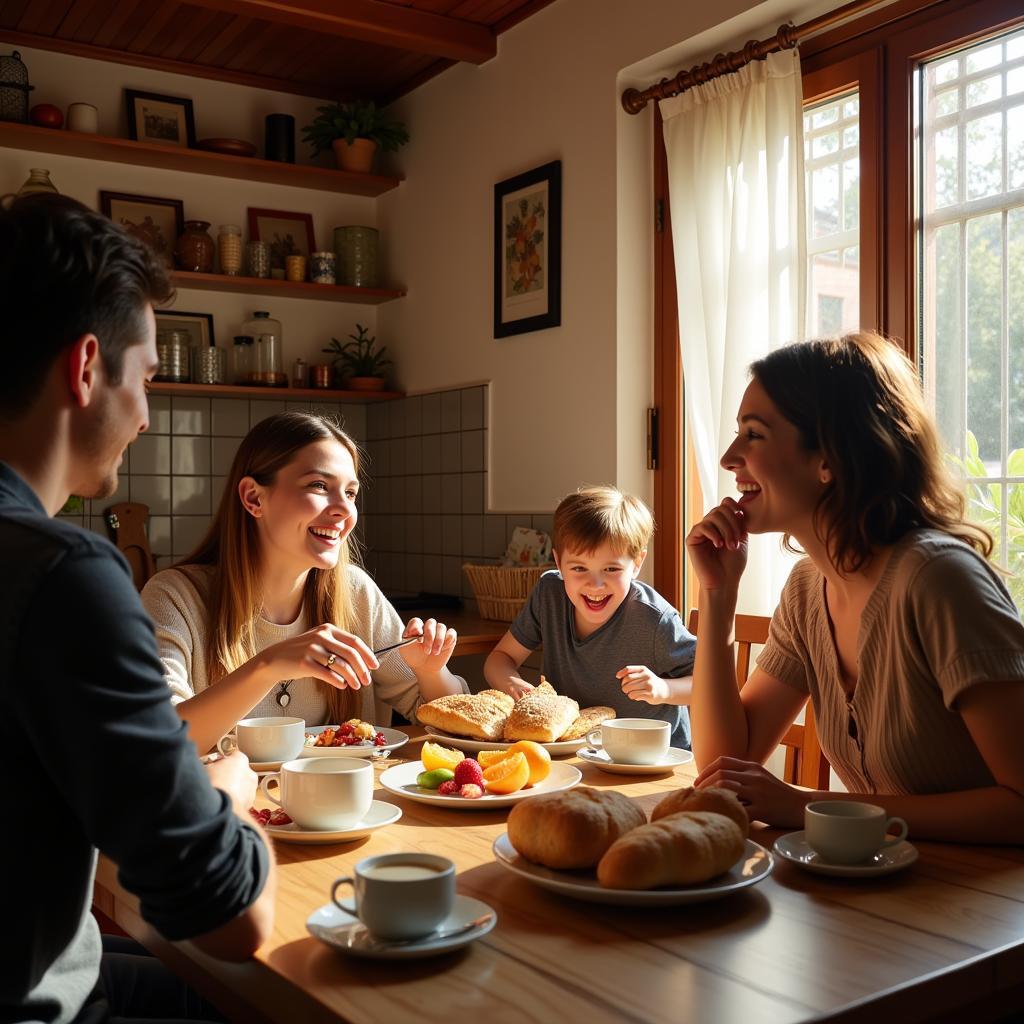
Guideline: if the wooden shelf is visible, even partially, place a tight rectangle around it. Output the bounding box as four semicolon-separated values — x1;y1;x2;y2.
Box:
148;382;403;402
0;122;403;197
172;271;404;304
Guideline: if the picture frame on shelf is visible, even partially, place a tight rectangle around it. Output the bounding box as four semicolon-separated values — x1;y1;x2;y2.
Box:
493;160;561;338
125;89;197;148
99;190;184;267
247;207;317;278
154;309;215;349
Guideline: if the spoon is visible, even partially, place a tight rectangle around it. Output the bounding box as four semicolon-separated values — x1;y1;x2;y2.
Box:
355;913;494;948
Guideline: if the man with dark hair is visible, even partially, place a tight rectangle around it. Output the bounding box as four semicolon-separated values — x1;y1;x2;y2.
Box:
0;194;277;1023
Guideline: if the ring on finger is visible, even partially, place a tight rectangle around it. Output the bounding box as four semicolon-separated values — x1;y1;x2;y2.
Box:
325;653;336;668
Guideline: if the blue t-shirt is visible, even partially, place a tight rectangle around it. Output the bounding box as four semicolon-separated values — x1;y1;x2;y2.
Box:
510;570;695;748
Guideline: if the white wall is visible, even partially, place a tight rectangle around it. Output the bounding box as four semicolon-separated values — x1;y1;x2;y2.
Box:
0;44;378;368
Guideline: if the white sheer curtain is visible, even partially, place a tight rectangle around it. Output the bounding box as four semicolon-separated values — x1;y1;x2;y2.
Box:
660;48;807;616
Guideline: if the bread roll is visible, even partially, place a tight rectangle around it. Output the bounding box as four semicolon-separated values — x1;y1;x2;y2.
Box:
503;693;579;742
596;811;745;889
507;787;647;869
650;786;749;837
416;694;508;740
535;677;557;697
559;705;616;741
477;689;515;714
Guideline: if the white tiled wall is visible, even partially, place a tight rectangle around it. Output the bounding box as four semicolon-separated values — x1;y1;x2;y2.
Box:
57;383;552;600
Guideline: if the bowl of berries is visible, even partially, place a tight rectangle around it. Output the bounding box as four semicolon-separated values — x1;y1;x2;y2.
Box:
301;720;409;759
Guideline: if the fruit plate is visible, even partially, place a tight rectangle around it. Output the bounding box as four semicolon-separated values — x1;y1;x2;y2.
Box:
300;725;408;759
423;726;587;757
492;833;773;905
379;760;582;810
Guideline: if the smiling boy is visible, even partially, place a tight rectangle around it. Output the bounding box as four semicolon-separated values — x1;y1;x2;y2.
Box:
484;486;695;749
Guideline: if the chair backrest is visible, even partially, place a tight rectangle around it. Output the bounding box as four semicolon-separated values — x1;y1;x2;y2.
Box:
688;608;830;790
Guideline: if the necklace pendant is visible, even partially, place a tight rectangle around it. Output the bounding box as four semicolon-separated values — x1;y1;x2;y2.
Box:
276;691;291;708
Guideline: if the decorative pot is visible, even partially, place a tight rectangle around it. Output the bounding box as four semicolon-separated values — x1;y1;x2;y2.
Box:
29;103;63;128
345;376;386;392
332;225;379;287
332;137;377;174
175;220;215;273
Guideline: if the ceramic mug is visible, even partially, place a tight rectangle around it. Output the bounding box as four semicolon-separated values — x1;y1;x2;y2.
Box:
66;102;98;133
332;853;455;940
586;718;670;765
259;757;372;831
217;716;305;764
804;801;909;865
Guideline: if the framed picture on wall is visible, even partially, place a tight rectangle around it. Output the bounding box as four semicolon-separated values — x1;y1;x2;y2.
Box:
493;160;561;338
247;207;316;277
154;309;215;349
99;190;184;266
125;90;196;148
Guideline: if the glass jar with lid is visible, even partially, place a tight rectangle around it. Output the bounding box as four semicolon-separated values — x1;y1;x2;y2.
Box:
231;335;255;385
242;310;285;386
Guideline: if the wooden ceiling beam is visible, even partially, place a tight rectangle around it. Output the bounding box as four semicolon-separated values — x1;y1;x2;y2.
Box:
189;0;496;63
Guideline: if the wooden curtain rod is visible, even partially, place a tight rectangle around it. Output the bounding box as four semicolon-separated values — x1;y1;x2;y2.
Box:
621;0;890;113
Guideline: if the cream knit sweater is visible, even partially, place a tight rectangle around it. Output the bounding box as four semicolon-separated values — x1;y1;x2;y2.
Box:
141;563;462;726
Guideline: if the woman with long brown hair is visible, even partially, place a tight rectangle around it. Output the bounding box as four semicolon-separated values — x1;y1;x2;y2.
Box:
142;412;465;755
687;331;1024;843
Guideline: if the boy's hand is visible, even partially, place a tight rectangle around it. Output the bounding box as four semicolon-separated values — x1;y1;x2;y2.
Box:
617;665;670;705
506;679;535;700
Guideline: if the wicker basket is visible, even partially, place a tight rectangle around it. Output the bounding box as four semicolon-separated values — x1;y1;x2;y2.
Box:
462;562;553;621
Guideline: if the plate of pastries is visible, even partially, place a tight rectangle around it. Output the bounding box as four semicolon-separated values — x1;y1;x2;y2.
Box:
417;678;615;755
493;785;773;905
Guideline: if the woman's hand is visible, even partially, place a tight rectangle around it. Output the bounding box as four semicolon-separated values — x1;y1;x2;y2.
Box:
616;665;669;704
399;617;458;678
259;623;379;691
685;497;749;593
694;756;807;827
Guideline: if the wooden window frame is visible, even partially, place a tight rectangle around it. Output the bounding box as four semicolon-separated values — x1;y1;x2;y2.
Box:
652;0;1024;610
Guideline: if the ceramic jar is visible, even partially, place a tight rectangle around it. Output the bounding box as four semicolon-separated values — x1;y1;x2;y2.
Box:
333;226;378;287
175;220;215;273
66;102;98;133
264;114;295;163
285;254;306;282
310;251;336;284
0;50;33;124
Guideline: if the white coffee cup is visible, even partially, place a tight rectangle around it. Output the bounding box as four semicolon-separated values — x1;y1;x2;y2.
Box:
217;716;305;763
805;800;909;865
586;718;670;765
259;757;372;830
66;102;98;133
332;853;455;941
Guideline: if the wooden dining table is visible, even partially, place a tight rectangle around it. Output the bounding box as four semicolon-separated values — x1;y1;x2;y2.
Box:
93;729;1024;1024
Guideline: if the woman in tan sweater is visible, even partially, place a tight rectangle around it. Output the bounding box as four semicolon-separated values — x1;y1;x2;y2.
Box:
142;412;465;755
687;332;1024;843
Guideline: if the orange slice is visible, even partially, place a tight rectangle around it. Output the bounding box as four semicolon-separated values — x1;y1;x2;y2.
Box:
507;740;552;786
483;751;530;794
420;741;465;773
477;749;513;769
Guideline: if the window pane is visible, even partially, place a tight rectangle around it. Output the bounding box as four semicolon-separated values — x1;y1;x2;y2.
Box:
934;125;959;208
935;88;959;116
965;214;1002;463
1010;209;1024;452
966;73;1002;107
1010;103;1024;190
966;43;1002;73
966;113;1002;199
811;165;839;237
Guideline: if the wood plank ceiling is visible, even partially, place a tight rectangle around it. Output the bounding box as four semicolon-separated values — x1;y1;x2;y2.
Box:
0;0;557;101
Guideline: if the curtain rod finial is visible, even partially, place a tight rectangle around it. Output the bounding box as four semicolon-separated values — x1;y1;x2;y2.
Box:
622;87;646;114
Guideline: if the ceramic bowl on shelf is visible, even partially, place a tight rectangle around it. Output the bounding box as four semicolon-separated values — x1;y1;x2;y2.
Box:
196;138;258;157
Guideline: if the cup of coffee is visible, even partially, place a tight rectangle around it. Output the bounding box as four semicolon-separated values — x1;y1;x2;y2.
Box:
586;718;670;765
804;800;909;864
259;757;372;830
217;716;305;763
332;853;455;941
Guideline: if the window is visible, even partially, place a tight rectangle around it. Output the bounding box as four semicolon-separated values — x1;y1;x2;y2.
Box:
919;25;1024;605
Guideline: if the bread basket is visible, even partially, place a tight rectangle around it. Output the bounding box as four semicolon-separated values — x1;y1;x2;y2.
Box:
462;562;553;621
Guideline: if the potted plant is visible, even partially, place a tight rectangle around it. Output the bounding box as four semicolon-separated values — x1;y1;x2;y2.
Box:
301;99;409;174
323;324;392;391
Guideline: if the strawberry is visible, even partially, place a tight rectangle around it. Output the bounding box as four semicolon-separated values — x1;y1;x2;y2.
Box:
459;783;484;799
437;780;459;796
453;758;484;788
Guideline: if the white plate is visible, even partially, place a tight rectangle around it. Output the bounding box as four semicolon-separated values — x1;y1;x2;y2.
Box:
423;726;587;756
379;759;582;810
300;725;408;759
307;894;496;959
264;800;402;844
773;831;919;877
576;746;694;775
492;833;773;905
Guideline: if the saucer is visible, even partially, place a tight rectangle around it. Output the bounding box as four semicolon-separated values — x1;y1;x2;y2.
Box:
576;746;694;775
773;831;919;877
264;800;402;844
307;894;496;959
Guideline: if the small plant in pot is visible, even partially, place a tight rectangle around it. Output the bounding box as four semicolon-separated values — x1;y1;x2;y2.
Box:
301;99;409;174
323;324;392;391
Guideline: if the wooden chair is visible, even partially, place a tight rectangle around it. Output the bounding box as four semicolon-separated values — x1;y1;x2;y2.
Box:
687;609;831;790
